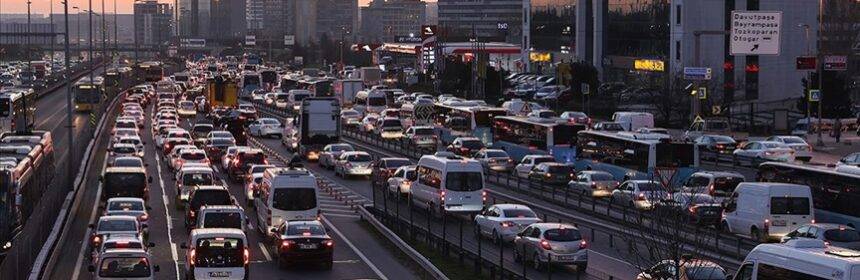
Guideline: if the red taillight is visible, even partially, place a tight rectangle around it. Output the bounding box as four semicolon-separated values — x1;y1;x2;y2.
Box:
189;249;196;266
500;221;513;228
281;240;293;248
189;210;195;218
139;214;149;221
590;182;597;189
482;190;487;202
636;193;646;201
243;248;250;265
324;240;334;247
440;190;446;199
579;240;588;249
688;206;697;214
539;240;552;250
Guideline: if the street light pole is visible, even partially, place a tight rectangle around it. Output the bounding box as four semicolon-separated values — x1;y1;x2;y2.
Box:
113;0;118;57
73;7;80;47
62;0;75;185
25;1;32;133
51;0;55;62
816;0;824;146
101;0;107;62
799;23;812;134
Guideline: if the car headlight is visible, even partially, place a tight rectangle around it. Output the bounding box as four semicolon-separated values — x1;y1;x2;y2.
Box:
2;241;11;250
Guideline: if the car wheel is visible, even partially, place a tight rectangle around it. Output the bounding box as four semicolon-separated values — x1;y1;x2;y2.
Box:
751;227;764;242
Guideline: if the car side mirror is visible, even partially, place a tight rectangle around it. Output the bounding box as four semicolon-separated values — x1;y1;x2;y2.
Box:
148;242;156;248
153;265;160;272
87;265;95;272
180;243;188;249
148;176;154;183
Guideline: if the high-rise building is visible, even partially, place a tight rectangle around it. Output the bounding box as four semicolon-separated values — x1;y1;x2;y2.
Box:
437;0;524;42
246;0;264;32
134;0;172;46
316;0;358;42
178;0;244;41
261;0;316;46
178;0;199;37
360;0;426;43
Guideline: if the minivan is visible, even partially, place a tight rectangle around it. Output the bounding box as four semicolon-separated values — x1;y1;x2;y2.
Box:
722;182;814;242
255;167;319;236
733;238;860;280
89;248;159;280
182;228;249;280
411;154;486;217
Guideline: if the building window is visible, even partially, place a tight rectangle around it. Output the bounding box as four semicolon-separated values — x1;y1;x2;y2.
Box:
676;41;681;60
676;5;681;25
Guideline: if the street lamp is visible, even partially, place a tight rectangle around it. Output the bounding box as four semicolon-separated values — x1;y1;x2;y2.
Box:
73;6;80;45
61;0;76;186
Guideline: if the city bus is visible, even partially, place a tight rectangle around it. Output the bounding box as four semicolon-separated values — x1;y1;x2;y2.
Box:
139;61;164;82
492;116;586;162
576;130;699;185
758;162;860;228
0;88;36;133
73;76;105;112
433;103;508;145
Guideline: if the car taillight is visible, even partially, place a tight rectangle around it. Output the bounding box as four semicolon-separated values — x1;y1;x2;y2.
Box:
764;219;770;231
708;184;715;196
545;173;551;178
482;190;487;202
440;190;446;200
233;159;240;166
324;240;334;247
139;214;149;221
688;206;697;214
500;221;514;228
636;193;646;201
579;240;588;249
539;240;552;250
590;182;597;188
244;248;250;265
281;240;294;248
189;249;196;266
189;210;195;218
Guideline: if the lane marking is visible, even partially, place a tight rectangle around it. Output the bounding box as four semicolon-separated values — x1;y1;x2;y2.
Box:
70;158;107;280
157;151;182;280
321;216;388;280
321;213;362;219
258;242;272;261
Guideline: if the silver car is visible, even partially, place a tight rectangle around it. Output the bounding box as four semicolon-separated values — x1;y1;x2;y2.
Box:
474;149;514;172
474;204;540;244
319;143;355;169
248;118;283;138
334;151;373;178
610;180;670;210
513;223;588;271
781;223;860;250
569;171;619;198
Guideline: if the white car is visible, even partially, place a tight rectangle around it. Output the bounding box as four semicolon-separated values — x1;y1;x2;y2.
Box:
474;149;514;172
221;146;251;170
110;143;141;158
112;128;139;144
248;118;283;138
765;135;812;162
103;197;150;230
116;135;145;155
177;100;197;118
318;143;355;169
610;180;669;210
157;128;191;148
514;155;556;178
386;165;416;195
171;148;210;170
334;151;373;178
733;141;795;162
474;204;540;243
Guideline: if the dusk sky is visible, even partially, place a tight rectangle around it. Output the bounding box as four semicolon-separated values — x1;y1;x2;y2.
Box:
0;0;436;15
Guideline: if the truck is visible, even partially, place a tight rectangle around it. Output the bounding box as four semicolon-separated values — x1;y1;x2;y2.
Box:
297;97;341;161
206;75;239;111
360;67;381;85
333;79;364;107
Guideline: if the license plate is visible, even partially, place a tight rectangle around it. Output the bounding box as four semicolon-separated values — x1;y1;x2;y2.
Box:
464;196;471;199
556;255;573;261
772;220;787;226
299;244;318;250
208;271;232;277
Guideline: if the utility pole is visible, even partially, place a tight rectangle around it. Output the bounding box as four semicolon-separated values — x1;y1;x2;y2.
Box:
88;2;95;98
24;1;32;133
113;0;118;57
101;0;107;62
51;0;55;62
62;0;75;186
815;0;824;146
799;23;812;133
73;7;80;47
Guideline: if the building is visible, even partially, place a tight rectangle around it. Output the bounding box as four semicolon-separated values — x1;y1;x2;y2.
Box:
177;0;244;41
437;0;524;43
0;22;57;45
316;0;358;42
260;0;316;46
246;0;264;32
134;0;172;46
360;0;426;43
178;0;200;37
530;1;576;63
425;2;438;25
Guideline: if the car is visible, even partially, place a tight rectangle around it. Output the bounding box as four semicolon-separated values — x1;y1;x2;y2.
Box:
116;135;145;154
177;100;197;118
533;86;565;100
513;223;587;271
185;185;235;230
103;197;150;235
694;135;738;155
526;109;557;119
569;170;619;198
90;234;151;268
765;135;812;162
733;141;795;162
182;228;249;280
360;114;380;133
592;122;625;132
157;128;191;148
115;119;139;131
559;111;591;126
248;118;283;138
171;148;210;171
371;157;412;188
386;165;416;195
163;137;192;155
207;130;236;142
610;180;669;210
221;146;251;170
334;151;373;178
721;183;813;242
514;155;556;178
190;123;214;147
446;137;484;157
110;156;145;168
679;171;745;202
528;162;575;185
238;103;257;116
781;223;860;250
109;143;141;158
318;143;354;169
659;193;723;226
340;109;363;127
376;118;404;139
204;137;237;159
837;152;860;168
474;204;541;244
474;149;514;172
269;220;334;270
244;172;265;206
174;165;216;205
254;167;320;234
636;257;726;280
88;247;159;279
89;216;146;249
196;205;248;232
403;126;437;148
112;128;139;144
227;149;267;181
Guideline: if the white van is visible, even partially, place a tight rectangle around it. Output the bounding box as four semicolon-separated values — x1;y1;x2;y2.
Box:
182;228;249;280
254;167;319;235
722;182;814;242
733;238;860;280
287;89;312;112
354;90;387;114
611;112;654;131
89;248;159;280
411;154;486;216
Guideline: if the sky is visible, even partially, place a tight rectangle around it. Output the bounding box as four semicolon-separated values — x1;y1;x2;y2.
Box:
0;0;436;15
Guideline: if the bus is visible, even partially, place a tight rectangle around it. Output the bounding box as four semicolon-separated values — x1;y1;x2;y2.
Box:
139;61;164;82
239;71;261;96
73;76;105;112
492;116;586;162
434;103;508;145
758;162;860;228
0;88;35;134
575;130;698;184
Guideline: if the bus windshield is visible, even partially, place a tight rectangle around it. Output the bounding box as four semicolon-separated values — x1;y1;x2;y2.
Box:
195;238;244;267
99;257;151;278
445;172;483;192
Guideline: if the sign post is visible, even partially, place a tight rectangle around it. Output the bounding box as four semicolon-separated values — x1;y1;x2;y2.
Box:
698;87;707;100
730;11;782;55
683;67;712;80
808;89;821;102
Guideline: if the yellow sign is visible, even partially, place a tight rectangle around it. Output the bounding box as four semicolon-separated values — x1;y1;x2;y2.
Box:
530;52;552;62
634;59;665;72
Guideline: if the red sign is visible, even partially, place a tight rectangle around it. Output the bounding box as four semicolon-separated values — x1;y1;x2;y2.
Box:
796;56;816;70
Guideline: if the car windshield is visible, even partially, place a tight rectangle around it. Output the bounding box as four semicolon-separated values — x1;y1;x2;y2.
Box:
211;138;234;145
116;122;136;129
533;157;555;165
347;154;372;162
637;182;661;192
461;140;483;150
713;177;744;195
343;111;360;117
385;159;411;169
781;137;806;144
98;257;151;278
212;131;233;138
287;223;326;236
824;228;860;242
770;197;810;215
543;228;582;242
183;173;214;186
191;190;232;210
98;220;137;232
565;112;587;118
195;238;244;267
182;153;206;160
445;172;483;192
414;128;434;135
711;136;735;143
108;201;144;211
292;93;309;101
114;146;136;154
104;173;146;198
590;173;614;181
486;151;508;158
330;145;353;152
193;125;213;136
603;123;623;130
239;153;265;164
113;158;142;167
503;209;537;218
762;142;783;148
272;188;317;211
685;267;727;280
382;120;401;127
203;212;243;229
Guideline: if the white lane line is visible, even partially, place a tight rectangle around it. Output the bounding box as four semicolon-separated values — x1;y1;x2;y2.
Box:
156;154;182;280
258;242;272;261
321;216;388;280
321;208;359;215
70;158;107;280
321;213;362;219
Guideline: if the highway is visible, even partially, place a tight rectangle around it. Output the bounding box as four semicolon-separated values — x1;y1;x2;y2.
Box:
47;88;421;280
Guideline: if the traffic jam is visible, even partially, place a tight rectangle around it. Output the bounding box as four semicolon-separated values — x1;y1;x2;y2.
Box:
81;55;860;280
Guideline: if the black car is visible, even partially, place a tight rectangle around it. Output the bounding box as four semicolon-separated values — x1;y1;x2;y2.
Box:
371;157;412;188
270;220;334;270
185;186;234;230
528;162;575;185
